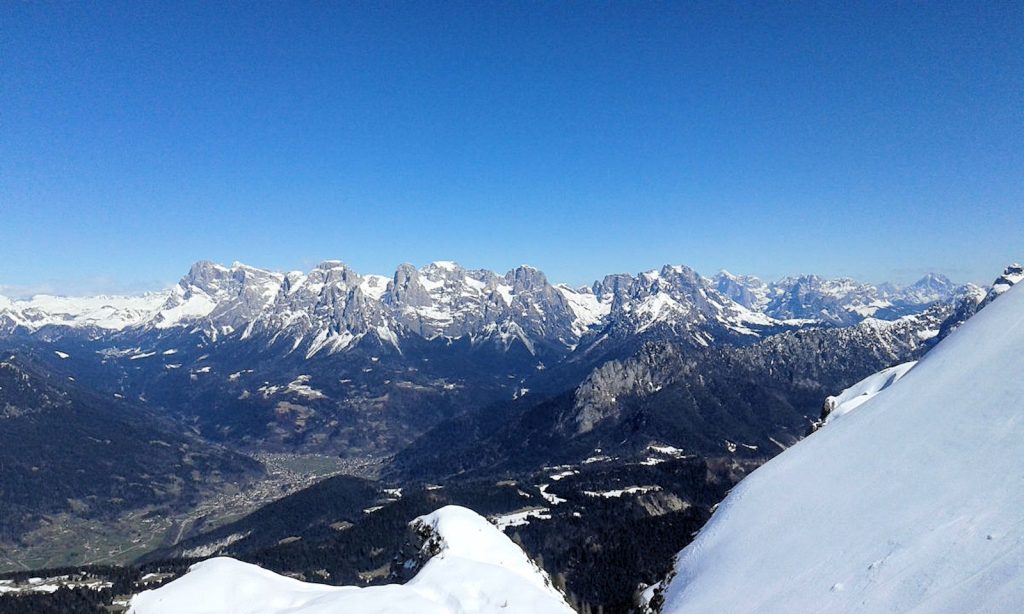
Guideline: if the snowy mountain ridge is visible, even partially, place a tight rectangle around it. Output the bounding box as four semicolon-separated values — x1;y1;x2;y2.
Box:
0;261;973;359
128;505;573;614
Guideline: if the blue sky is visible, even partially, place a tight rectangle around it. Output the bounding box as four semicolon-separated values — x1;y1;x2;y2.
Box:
2;1;1021;295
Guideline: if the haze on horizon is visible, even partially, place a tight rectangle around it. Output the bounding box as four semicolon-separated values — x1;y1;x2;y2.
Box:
2;2;1021;295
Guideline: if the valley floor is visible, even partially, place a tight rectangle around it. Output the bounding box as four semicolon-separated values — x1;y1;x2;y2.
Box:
0;453;381;573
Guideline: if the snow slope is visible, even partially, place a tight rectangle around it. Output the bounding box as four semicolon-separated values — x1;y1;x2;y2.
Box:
129;505;572;614
654;282;1024;613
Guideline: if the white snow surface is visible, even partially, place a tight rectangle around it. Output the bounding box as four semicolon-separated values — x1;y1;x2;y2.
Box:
656;283;1024;614
583;485;661;498
990;263;1023;297
821;360;917;425
556;284;611;335
358;274;391;300
129;505;572;614
490;507;552;529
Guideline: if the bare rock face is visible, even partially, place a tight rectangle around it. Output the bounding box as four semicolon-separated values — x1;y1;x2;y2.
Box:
565;343;691;435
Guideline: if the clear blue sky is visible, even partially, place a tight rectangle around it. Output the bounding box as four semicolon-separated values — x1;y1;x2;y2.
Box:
2;1;1021;296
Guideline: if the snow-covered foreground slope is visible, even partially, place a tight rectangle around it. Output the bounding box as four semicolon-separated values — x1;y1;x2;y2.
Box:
653;283;1024;614
129;506;573;614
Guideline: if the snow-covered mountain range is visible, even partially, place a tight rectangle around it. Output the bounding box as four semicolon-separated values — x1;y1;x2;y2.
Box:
0;260;993;459
644;275;1024;613
128;505;574;614
713;270;965;325
0;260;973;358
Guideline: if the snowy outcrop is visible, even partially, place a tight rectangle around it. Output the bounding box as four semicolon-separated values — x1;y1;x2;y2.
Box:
648;282;1024;613
983;262;1023;305
936;265;1019;339
128;506;572;614
817;361;916;427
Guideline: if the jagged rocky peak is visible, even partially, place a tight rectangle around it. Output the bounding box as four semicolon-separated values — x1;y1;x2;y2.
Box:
182;259;226;286
946;262;1020;316
772;273;845;299
387;262;431;307
712;270;769;310
180;260;279;293
894;272;958;304
647;265;742;307
176;260;272;299
592;272;634;306
912;271;953;289
762;271;968;326
275;260;363;302
308;260;361;287
158;261;285;331
644;264;703;291
622;266;706;317
588;264;776;347
505;266;575;318
281;269;306;294
506;264;549;292
377;260;580;351
419;261;465;291
500;267;580;349
422;259;464;277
